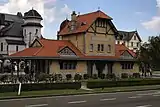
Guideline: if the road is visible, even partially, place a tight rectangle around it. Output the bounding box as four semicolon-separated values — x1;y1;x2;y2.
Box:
1;90;160;107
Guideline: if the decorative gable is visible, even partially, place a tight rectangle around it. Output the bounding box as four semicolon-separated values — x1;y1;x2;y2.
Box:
30;39;42;47
120;50;134;59
58;46;77;56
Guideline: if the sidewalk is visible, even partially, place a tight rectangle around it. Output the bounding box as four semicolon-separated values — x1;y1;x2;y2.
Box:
1;85;160;100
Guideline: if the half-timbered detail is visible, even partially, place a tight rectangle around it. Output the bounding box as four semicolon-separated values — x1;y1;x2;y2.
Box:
58;46;76;56
8;10;140;79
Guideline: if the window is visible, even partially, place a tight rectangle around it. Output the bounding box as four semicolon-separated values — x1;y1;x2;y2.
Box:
134;36;136;40
131;42;133;47
59;61;77;70
16;45;18;52
90;44;93;52
97;44;101;51
137;43;139;47
101;44;104;51
121;63;134;69
1;43;3;51
96;20;107;28
97;44;104;52
7;45;8;52
108;45;111;53
24;29;26;36
35;29;38;35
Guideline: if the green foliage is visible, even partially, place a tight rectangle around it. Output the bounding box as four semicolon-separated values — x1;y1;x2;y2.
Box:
83;74;89;80
133;73;141;78
121;73;129;79
106;73;116;79
0;75;8;83
100;73;105;79
92;74;98;79
74;74;82;81
0;82;81;93
66;74;72;80
87;79;160;89
138;36;160;70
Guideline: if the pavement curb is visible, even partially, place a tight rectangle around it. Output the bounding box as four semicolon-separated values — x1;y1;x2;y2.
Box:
1;87;160;100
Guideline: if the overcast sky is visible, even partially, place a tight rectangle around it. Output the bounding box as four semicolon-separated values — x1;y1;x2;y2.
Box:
0;0;160;42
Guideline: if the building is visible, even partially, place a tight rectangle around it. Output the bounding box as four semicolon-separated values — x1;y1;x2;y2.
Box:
0;8;43;56
9;10;140;78
116;31;142;52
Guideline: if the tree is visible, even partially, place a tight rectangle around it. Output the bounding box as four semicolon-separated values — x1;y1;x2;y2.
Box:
137;35;160;71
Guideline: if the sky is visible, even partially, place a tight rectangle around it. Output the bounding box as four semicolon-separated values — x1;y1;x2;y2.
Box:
0;0;160;42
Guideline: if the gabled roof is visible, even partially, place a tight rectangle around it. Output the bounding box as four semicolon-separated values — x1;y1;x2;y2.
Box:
0;13;24;38
10;39;84;57
58;10;113;36
10;38;136;61
117;30;142;42
115;44;136;57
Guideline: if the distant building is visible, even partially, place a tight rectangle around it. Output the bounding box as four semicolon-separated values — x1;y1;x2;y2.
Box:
116;31;142;52
0;8;43;56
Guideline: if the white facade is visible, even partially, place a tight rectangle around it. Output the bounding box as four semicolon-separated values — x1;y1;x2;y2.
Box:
116;33;141;52
23;26;42;47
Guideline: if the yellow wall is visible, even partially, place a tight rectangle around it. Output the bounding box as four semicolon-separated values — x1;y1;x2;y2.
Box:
113;62;139;77
85;20;115;56
62;33;85;53
49;60;87;78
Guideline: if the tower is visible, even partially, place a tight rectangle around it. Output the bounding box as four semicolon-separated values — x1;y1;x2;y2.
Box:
22;8;43;47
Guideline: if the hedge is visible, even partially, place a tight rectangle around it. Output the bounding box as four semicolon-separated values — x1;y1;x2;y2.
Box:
0;82;81;93
87;79;160;89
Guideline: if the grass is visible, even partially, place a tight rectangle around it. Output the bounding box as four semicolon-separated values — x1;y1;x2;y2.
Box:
1;85;160;99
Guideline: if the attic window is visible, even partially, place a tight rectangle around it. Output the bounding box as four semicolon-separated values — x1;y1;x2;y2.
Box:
59;47;76;56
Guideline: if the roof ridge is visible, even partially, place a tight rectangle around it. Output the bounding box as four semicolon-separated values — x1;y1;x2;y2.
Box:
33;47;43;56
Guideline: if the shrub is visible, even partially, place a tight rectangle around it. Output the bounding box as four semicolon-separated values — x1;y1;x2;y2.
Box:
121;73;129;79
100;73;105;79
37;73;49;82
74;74;82;81
0;82;81;93
92;74;98;79
87;79;160;89
133;73;141;78
66;74;72;80
106;73;116;79
55;74;62;81
83;74;89;80
0;75;8;83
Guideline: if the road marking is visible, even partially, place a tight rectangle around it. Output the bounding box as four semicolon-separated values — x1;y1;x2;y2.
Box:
100;98;116;101
25;104;48;107
68;100;86;104
128;96;142;99
153;94;160;97
0;90;159;102
136;104;152;107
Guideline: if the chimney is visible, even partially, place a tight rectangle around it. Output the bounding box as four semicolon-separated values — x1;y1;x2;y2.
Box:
71;11;77;21
71;11;77;31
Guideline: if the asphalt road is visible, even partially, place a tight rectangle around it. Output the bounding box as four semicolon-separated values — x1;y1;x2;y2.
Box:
1;90;160;107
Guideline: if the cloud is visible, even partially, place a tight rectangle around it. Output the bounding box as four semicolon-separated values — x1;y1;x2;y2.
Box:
0;0;72;34
142;0;160;32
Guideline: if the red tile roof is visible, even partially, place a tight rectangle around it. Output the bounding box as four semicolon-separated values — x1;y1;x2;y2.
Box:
58;10;112;36
10;39;136;60
10;39;84;57
115;44;136;57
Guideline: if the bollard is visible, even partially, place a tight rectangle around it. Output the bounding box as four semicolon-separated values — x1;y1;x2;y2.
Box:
18;82;22;96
